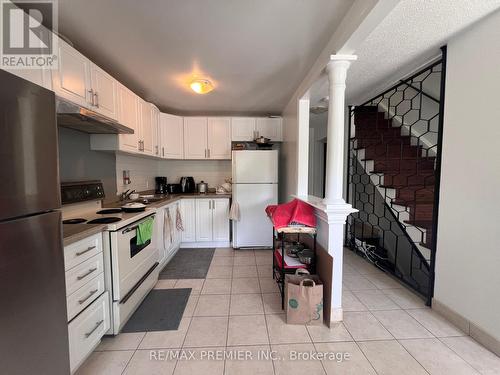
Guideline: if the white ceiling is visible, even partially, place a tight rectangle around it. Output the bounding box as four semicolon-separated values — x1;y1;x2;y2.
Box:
309;0;500;106
58;0;354;115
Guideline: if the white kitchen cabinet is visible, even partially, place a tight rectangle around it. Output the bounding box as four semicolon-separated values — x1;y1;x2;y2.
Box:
191;198;230;243
207;117;231;159
213;199;230;242
160;113;184;159
90;64;117;120
151;105;161;157
68;292;110;373
53;39;92;108
138;98;154;155
184;117;208;159
155;201;181;268
231;117;256;141
181;199;196;242
256;117;282;141
231;117;282;142
195;199;213;241
54;39;120;121
117;83;140;152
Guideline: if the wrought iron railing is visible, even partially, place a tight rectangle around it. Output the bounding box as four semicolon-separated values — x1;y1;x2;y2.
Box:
345;47;447;305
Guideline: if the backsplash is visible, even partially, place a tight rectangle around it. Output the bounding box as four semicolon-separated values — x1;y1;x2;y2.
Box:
115;154;159;194
157;160;231;188
115;156;231;194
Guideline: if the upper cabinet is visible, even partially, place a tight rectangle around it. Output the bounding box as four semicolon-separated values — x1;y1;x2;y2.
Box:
184;117;231;160
151;105;161;157
53;39;118;120
231;117;282;142
116;83;139;153
231;117;256;141
207;117;231;159
160;113;183;159
256;117;282;141
52;40;92;108
90;64;117;119
184;117;208;159
138;98;154;155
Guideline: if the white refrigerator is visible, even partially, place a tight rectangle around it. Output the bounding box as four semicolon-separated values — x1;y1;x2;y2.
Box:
232;150;278;248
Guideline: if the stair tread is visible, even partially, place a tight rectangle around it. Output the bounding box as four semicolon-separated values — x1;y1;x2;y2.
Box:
404;220;433;229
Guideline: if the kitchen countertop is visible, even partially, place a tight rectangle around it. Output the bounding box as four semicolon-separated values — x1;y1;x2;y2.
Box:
105;191;232;209
62;192;232;246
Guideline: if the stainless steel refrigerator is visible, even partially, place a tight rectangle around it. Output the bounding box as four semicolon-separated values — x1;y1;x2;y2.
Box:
0;70;70;374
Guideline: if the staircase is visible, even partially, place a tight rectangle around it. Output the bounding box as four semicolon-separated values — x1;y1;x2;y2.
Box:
345;57;445;301
352;105;435;262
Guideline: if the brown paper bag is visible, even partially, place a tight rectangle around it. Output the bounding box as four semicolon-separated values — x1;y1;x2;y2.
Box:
285;271;323;325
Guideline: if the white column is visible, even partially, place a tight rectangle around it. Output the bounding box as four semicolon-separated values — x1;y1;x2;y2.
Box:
322;54;358;323
323;55;357;206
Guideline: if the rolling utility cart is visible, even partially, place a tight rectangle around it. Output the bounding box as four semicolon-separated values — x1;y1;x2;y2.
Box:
272;225;317;309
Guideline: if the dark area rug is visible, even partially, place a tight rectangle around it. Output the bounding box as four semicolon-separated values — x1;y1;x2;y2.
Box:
159;248;215;279
121;288;191;333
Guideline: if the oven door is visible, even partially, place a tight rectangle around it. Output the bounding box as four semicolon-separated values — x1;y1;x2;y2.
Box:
110;214;158;300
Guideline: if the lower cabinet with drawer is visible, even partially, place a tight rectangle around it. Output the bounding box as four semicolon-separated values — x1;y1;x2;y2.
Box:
68;291;110;372
64;233;110;373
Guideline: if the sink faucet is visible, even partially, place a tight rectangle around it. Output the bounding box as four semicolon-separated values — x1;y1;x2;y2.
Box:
120;189;136;201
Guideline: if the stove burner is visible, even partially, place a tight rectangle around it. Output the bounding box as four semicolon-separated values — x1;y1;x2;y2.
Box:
87;217;122;224
96;208;122;214
63;218;87;224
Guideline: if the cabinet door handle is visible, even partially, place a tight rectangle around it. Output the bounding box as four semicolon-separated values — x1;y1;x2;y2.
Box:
78;289;98;304
94;92;99;107
212;199;215;210
155;145;159;155
208;149;210;158
162;147;164;157
85;320;104;338
209;200;211;209
76;245;96;256
77;267;98;281
88;89;94;105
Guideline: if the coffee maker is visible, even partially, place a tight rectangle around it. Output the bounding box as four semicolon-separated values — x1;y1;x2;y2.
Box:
155;177;168;194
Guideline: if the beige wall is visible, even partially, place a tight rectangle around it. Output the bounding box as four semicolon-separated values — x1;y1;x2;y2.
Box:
434;10;500;341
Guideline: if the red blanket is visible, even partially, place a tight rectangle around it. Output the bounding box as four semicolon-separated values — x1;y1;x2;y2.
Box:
266;199;316;229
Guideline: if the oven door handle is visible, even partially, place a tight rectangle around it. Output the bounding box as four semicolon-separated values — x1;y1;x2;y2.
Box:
121;214;156;234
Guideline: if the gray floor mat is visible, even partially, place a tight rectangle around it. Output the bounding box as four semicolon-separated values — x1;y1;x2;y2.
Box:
121;288;191;333
159;248;215;279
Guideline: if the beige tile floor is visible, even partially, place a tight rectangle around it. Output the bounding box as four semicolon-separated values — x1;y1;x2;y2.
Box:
76;247;500;375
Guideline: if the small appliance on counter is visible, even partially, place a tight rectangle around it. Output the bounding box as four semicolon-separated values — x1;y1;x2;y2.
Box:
180;176;195;193
166;183;182;194
197;180;208;194
155;177;167;194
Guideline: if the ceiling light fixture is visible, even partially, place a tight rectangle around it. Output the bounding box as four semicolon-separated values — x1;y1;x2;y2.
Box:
190;79;214;94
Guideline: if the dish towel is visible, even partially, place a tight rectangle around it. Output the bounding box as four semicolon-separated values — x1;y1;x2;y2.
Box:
137;217;154;246
164;208;173;246
176;206;184;231
229;201;240;221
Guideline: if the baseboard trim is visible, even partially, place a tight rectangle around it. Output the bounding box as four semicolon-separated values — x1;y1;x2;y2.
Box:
432;298;500;356
180;241;231;248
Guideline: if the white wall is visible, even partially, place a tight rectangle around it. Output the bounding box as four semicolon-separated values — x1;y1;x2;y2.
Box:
58;128;117;202
434;10;500;342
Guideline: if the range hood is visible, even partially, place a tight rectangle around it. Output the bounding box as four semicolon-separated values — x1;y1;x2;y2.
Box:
56;98;134;134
